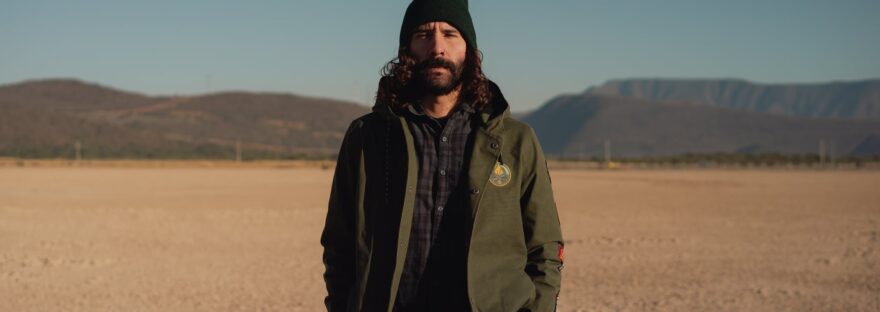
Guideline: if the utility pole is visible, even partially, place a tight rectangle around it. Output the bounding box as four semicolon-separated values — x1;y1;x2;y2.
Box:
604;139;611;167
319;136;327;169
829;140;836;167
74;140;82;166
579;142;586;162
236;140;242;163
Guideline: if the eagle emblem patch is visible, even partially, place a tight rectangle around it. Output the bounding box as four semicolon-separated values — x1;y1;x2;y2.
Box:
489;162;512;187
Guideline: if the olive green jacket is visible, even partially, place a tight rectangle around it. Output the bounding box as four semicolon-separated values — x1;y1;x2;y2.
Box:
321;81;563;312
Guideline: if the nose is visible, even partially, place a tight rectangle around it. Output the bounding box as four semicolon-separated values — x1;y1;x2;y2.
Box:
428;32;445;57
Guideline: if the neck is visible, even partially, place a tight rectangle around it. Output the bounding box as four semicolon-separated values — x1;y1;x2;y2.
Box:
419;87;461;118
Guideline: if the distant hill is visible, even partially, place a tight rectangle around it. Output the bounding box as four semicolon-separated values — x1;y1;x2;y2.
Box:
522;94;880;158
586;78;880;119
0;79;370;159
4;77;879;160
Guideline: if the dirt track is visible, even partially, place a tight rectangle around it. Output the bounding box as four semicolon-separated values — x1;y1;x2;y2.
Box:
1;168;878;311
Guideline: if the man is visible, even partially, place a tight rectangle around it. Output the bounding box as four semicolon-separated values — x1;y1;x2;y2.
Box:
321;0;563;311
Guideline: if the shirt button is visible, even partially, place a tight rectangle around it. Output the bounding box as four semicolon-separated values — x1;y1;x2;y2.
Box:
441;136;448;142
439;169;446;176
437;206;444;212
490;142;499;149
470;188;480;195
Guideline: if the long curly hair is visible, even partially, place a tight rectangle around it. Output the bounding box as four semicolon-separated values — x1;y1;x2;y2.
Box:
376;47;493;112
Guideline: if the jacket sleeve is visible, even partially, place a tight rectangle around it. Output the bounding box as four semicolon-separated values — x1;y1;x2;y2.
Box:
520;127;564;312
320;120;362;312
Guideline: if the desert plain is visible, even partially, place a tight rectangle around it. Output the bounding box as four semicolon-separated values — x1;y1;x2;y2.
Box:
1;165;878;311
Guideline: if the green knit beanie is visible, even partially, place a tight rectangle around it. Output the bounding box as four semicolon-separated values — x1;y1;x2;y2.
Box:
399;0;477;49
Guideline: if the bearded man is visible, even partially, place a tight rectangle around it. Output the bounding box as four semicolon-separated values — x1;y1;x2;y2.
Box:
321;0;563;311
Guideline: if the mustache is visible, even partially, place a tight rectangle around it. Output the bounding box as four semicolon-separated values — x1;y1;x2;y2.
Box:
414;58;458;74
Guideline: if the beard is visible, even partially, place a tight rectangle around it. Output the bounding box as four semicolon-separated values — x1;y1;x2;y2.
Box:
413;57;463;96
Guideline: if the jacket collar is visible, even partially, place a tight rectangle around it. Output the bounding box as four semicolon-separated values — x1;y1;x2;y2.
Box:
372;79;511;134
477;80;510;135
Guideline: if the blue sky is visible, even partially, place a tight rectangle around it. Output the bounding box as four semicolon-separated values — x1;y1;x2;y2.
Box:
1;0;878;112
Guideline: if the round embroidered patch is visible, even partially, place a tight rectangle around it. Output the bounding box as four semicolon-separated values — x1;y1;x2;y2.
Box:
489;162;512;187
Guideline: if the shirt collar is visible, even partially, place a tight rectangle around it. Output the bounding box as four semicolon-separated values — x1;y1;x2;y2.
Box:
405;101;475;118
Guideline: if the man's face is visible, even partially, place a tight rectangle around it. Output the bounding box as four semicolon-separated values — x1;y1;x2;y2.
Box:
408;21;468;95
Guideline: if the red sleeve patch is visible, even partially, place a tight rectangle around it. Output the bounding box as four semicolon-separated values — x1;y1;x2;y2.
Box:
558;243;565;263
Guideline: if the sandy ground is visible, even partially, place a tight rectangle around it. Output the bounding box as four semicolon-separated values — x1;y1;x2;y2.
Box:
1;168;878;311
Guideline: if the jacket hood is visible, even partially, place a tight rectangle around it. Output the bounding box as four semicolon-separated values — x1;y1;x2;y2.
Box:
371;78;511;129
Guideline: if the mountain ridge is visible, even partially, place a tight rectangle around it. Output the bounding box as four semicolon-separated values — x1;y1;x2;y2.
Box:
3;77;879;159
584;78;880;119
522;93;880;157
0;78;371;158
